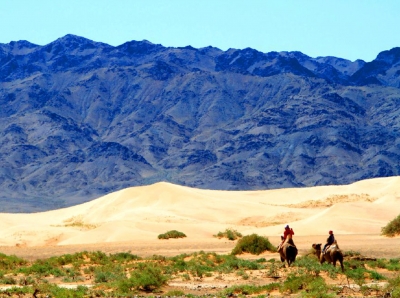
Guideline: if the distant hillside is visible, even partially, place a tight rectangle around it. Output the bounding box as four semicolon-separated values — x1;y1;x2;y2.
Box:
1;34;400;212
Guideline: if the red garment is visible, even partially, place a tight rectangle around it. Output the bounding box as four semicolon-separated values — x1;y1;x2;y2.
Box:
283;228;294;240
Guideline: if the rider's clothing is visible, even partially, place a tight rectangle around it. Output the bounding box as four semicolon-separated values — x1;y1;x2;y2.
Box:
283;228;294;241
323;234;335;253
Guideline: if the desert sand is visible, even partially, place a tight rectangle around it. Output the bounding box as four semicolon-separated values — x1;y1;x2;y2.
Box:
0;176;399;260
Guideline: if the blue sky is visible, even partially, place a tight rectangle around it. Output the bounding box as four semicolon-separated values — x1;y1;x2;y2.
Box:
1;0;399;62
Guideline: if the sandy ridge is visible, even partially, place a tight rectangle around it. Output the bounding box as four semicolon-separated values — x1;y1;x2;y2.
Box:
0;176;398;253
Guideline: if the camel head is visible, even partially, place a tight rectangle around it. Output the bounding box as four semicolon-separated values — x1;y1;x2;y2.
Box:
312;243;322;250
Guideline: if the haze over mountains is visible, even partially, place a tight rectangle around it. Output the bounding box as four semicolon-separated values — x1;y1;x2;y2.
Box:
1;34;400;212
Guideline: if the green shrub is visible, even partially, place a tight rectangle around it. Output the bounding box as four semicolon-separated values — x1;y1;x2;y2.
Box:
214;228;243;240
109;252;141;262
19;276;36;286
123;262;168;292
94;264;125;283
158;230;186;239
300;277;336;298
381;214;400;237
48;252;86;267
36;283;89;298
387;258;400;271
295;256;322;276
368;270;386;280
231;234;276;255
345;267;367;287
280;270;316;294
0;286;32;296
0;276;17;285
0;253;27;270
87;251;109;264
21;260;62;277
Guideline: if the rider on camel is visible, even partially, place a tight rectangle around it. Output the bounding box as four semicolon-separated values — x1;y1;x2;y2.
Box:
278;225;295;250
322;230;335;254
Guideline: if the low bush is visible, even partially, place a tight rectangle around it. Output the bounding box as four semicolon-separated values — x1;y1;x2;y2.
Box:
94;264;125;283
214;228;242;240
158;230;186;239
345;267;367;287
109;252;141;262
231;234;276;255
36;283;89;298
387;258;400;271
381;214;400;237
0;253;27;270
124;262;168;292
281;270;312;294
295;256;323;277
300;276;336;298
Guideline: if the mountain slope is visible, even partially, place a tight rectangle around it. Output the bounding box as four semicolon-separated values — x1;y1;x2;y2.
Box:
1;35;400;212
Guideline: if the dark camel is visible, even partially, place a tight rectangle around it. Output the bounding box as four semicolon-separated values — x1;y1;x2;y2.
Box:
312;242;344;272
279;238;298;267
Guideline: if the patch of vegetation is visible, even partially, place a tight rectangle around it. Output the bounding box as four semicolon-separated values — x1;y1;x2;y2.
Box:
120;262;168;292
231;234;276;255
381;214;400;237
0;249;398;296
0;253;27;270
59;216;98;230
158;230;187;239
214;228;242;240
344;250;361;257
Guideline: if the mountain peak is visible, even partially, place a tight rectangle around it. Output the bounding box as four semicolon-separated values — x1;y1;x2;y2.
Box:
51;34;96;48
116;39;164;55
0;40;39;55
8;40;38;49
43;34;111;55
376;47;400;64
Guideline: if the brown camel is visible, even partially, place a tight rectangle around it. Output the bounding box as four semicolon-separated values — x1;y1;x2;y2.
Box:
312;242;344;272
279;238;298;267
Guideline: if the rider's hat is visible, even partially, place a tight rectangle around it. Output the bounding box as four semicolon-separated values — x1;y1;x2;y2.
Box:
329;230;333;234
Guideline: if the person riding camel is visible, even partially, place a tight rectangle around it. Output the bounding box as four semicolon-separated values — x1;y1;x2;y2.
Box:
322;230;335;254
278;225;295;250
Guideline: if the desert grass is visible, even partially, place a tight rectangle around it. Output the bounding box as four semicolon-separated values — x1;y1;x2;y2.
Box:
214;228;242;240
0;250;398;296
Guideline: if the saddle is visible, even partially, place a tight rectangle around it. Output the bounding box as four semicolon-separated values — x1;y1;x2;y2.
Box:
323;243;337;254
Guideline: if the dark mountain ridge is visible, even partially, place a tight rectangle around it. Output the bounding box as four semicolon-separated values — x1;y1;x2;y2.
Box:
1;34;400;212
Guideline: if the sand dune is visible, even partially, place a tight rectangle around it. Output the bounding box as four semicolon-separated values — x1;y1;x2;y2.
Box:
0;176;399;247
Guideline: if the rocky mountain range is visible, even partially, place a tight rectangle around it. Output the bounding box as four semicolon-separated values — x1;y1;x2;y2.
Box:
1;34;400;212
